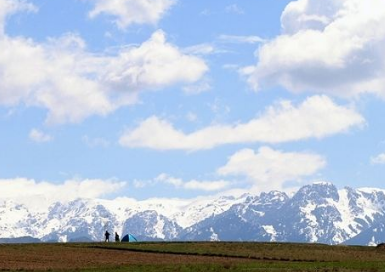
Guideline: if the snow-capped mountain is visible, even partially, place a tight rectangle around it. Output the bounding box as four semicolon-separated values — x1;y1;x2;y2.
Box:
1;182;385;245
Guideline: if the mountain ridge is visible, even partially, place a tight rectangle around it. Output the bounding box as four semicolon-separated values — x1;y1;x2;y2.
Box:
1;182;385;245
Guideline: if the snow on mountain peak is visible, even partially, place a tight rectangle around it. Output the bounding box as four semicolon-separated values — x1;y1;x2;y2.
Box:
1;184;385;246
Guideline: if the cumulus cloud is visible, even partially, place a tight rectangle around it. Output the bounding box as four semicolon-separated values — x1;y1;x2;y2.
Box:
119;95;364;151
100;30;208;93
0;22;207;124
243;0;385;98
29;129;52;143
0;33;117;124
88;0;176;29
371;153;385;165
218;146;326;191
0;178;126;203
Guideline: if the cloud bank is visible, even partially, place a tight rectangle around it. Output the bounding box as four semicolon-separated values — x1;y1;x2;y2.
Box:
218;146;326;192
243;0;385;98
0;178;126;203
119;95;364;150
0;3;207;124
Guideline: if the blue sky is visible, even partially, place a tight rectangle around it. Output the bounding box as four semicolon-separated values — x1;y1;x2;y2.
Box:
1;0;385;201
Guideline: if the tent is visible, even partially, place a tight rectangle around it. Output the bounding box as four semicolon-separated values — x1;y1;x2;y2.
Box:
121;234;138;242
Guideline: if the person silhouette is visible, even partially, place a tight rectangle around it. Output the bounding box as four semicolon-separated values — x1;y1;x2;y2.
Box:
115;232;120;242
104;230;110;242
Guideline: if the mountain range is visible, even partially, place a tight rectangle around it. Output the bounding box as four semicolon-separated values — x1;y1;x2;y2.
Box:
1;182;385;246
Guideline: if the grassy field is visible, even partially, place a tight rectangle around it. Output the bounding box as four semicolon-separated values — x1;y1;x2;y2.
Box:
1;242;385;271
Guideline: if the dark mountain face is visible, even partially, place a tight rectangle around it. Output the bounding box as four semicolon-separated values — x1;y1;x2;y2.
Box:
344;221;385;246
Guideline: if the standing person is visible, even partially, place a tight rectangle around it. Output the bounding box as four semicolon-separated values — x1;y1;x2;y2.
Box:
104;230;110;242
115;232;120;242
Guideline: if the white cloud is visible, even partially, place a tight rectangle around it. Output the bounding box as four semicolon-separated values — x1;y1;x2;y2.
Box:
0;178;126;203
0;0;37;34
101;30;208;93
29;129;52;143
243;0;385;98
371;153;385;165
183;44;216;55
119;95;364;151
0;34;117;124
0;3;206;125
217;146;326;192
0;25;207;124
134;174;230;192
155;174;230;191
218;35;265;44
88;0;176;29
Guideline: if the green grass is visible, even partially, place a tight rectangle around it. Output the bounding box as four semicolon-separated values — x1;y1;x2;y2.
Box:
86;242;385;262
79;242;385;272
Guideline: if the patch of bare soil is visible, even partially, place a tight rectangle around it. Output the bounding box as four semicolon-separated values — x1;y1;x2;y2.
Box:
0;244;252;270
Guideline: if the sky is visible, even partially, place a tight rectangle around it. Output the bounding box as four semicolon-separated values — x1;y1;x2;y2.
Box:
1;0;385;202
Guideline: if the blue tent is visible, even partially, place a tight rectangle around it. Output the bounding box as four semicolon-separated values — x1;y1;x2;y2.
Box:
121;234;138;242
